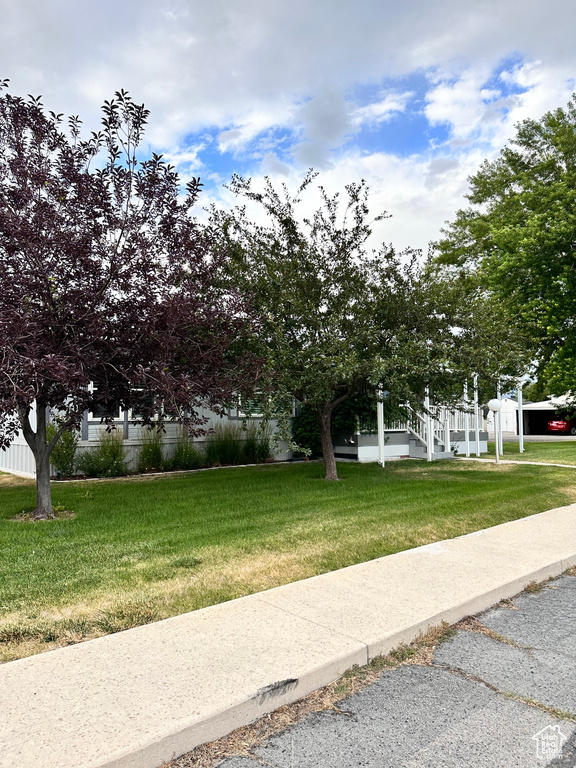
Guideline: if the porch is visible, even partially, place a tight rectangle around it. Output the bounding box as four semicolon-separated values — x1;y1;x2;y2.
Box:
333;402;488;463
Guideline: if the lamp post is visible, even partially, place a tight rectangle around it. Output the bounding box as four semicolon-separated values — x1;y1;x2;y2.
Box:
473;374;480;457
518;384;525;453
488;398;502;464
377;389;385;468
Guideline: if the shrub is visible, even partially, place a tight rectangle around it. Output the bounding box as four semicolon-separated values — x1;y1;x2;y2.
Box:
291;394;380;457
241;421;272;463
169;431;205;470
77;429;130;477
137;428;165;473
46;424;79;477
204;422;272;466
291;405;322;457
205;423;244;466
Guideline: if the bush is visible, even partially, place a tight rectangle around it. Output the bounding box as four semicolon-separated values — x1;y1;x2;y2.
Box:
204;422;271;466
47;424;79;477
137;428;165;472
291;405;323;457
169;431;205;471
291;394;380;457
77;429;129;477
241;422;272;463
205;423;244;466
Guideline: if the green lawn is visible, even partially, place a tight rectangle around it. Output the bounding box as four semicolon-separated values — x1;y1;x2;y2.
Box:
1;460;575;661
484;440;576;465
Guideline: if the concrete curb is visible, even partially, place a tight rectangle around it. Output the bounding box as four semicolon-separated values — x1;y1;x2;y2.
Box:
1;504;575;768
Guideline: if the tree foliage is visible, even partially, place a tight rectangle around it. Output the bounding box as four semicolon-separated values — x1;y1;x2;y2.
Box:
435;95;576;394
0;83;256;516
216;173;516;480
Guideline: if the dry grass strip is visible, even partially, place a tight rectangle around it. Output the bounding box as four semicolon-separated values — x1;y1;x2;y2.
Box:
453;615;521;648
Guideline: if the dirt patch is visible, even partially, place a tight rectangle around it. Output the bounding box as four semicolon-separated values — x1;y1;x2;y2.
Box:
557;485;576;502
10;509;76;522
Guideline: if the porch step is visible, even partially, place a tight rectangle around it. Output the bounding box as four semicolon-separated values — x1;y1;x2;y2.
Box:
409;450;454;461
408;438;454;461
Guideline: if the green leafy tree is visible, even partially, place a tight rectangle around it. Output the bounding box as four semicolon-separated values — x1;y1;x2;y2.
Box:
216;174;516;480
522;380;548;403
436;95;576;394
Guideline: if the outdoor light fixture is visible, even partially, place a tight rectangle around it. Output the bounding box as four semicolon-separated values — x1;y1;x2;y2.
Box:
487;399;502;464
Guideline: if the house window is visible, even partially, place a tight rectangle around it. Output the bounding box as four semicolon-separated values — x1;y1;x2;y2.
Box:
128;390;155;421
232;393;266;419
88;384;122;421
231;394;296;419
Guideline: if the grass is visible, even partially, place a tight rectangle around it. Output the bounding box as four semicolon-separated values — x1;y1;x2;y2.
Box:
483;441;576;464
1;459;575;661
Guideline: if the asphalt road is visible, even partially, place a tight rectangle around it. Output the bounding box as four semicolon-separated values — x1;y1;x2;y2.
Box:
219;573;576;768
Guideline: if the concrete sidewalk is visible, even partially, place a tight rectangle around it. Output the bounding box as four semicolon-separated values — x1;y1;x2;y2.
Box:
2;505;576;768
456;456;576;469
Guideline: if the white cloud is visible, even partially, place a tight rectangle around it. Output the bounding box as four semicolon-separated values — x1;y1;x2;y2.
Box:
200;147;486;257
213;101;295;157
291;88;352;167
302;150;480;255
3;0;573;145
424;70;500;141
2;0;576;254
160;144;207;186
353;91;413;127
260;152;292;176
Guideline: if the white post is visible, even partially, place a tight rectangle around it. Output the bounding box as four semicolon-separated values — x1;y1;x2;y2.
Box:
425;386;433;462
518;384;524;454
377;390;385;467
488;398;502;464
473;374;480;457
496;382;504;455
444;408;451;455
464;381;470;458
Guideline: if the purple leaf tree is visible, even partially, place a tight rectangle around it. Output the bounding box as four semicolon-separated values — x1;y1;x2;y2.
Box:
0;82;258;518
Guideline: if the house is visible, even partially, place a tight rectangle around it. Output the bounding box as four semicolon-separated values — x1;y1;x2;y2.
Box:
0;401;292;479
0;392;488;479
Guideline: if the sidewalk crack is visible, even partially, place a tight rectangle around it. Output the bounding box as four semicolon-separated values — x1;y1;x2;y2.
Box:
253;595;370;664
433;662;576;723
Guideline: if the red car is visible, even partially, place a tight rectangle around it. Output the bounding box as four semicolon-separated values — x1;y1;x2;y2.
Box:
547;418;576;435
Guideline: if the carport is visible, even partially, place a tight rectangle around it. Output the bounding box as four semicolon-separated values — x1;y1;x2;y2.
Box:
519;399;559;435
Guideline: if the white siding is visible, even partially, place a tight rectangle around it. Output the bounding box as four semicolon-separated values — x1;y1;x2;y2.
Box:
0;436;36;477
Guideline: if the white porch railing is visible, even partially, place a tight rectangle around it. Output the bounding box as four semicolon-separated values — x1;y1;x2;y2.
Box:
380;398;480;460
379;406;472;435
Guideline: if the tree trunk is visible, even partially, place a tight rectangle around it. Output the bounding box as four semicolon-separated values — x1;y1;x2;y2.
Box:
318;406;339;481
19;403;54;519
34;448;54;519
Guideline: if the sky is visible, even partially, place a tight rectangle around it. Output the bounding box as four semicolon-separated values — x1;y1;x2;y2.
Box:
2;0;576;254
